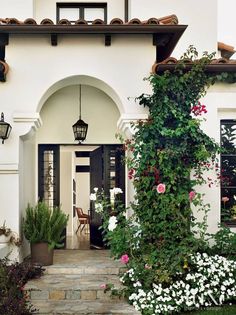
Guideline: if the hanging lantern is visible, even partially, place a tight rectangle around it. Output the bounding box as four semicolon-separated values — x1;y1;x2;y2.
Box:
0;112;12;144
72;85;88;144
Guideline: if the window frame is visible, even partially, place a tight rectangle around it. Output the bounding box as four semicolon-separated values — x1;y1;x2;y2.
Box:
220;119;236;226
56;2;108;24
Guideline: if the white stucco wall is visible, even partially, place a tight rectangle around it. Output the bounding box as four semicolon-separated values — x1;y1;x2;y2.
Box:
3;35;153;116
19;135;36;259
218;0;236;48
130;0;217;57
0;0;33;19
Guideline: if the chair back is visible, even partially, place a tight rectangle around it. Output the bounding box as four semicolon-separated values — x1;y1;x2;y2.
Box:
76;207;83;218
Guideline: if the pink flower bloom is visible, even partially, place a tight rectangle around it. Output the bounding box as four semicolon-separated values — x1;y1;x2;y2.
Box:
222;196;229;203
156;183;166;194
189;191;196;202
100;283;107;289
144;264;152;270
120;254;129;264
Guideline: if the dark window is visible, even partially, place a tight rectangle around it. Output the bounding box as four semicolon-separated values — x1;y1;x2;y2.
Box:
221;120;236;224
57;3;107;24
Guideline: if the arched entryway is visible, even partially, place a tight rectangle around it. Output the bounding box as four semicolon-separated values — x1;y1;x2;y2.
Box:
32;76;125;250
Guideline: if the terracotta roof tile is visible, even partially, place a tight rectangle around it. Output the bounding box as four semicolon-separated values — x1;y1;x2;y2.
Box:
58;19;71;25
110;18;124;25
92;19;105;25
218;42;235;59
40;18;54;25
24;18;37;25
218;42;235;52
144;18;160;25
128;18;142;25
0;15;179;26
152;57;236;74
158;14;178;25
74;19;88;25
1;18;22;24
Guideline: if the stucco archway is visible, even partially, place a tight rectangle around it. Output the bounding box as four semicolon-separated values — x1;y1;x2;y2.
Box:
37;75;125;115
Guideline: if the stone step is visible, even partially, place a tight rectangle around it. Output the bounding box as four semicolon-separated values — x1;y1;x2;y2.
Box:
25;274;123;301
31;300;140;314
45;264;123;275
45;250;125;276
25;250;138;314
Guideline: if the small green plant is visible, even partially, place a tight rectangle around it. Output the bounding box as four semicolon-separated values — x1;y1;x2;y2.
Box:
23;201;69;249
209;225;236;259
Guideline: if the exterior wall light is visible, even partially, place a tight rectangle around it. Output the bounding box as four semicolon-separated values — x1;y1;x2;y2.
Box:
72;85;88;144
0;112;12;144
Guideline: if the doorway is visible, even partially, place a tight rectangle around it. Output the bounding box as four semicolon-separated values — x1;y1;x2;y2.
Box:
38;144;125;249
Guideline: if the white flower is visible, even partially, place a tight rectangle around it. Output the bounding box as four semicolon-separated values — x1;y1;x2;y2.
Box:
94;187;98;192
108;216;117;231
89;193;97;201
112;187;123;195
95;203;103;213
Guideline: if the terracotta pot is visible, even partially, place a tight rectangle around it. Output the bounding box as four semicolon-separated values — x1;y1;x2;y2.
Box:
31;242;54;266
0;234;11;243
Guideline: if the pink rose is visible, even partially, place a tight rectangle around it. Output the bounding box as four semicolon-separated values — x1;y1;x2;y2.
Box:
120;254;129;264
100;284;107;289
189;191;196;202
156;183;166;194
222;197;229;203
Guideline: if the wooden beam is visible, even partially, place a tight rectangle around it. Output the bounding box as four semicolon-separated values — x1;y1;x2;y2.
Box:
0;46;5;61
0;33;9;46
105;34;111;46
51;34;58;46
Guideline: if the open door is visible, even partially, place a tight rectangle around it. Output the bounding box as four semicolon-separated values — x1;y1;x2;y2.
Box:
90;145;125;248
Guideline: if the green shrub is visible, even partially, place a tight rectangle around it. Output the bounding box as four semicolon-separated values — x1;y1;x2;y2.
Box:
23;201;69;249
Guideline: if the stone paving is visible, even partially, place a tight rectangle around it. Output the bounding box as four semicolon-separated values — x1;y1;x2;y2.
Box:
25;250;140;315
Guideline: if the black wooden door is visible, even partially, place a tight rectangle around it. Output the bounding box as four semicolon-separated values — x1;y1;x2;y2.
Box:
90;146;104;248
90;145;125;248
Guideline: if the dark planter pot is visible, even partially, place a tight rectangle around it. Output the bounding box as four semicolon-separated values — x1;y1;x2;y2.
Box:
31;242;54;266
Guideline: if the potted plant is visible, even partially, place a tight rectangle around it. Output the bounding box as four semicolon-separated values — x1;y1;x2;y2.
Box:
0;221;12;243
23;201;69;266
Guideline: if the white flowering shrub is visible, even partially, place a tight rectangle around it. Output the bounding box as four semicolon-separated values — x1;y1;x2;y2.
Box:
120;253;236;314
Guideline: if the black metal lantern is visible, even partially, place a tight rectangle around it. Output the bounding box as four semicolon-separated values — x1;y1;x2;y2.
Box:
0;112;12;144
72;85;88;143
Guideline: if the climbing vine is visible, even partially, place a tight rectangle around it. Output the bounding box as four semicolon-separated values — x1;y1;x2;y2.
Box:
117;47;221;278
94;47;236;314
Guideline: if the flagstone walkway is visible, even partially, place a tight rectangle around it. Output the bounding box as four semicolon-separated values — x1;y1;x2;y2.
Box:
25;250;140;315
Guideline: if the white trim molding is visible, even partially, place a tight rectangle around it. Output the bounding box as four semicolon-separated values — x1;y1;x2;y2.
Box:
0;163;19;174
117;113;148;136
13;112;42;129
